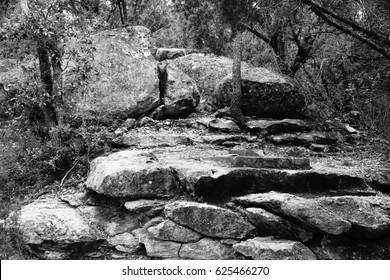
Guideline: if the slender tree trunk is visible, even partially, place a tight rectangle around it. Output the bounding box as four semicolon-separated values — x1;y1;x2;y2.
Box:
120;0;128;23
51;48;62;99
230;32;246;127
132;0;140;25
36;45;58;131
37;46;53;94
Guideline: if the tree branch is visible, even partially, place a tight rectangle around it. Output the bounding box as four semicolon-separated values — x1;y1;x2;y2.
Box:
238;22;271;44
302;0;390;59
302;0;390;47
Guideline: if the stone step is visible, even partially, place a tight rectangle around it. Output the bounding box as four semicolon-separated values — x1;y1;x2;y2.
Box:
246;119;311;135
234;192;390;239
191;168;375;199
85;148;377;200
268;131;339;145
209;155;311;170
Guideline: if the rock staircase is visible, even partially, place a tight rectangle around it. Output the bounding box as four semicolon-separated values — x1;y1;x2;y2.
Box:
5;125;390;260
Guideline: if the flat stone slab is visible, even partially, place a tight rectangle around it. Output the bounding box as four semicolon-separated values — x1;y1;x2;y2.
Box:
245;208;313;242
164;201;255;239
209;118;241;133
209;155;311;170
268;131;339;145
234;192;352;235
247;119;311;135
192;167;375;198
86;147;376;200
229;148;261;156
236;193;390;239
113;134;193;148
233;237;316;260
316;196;390;239
200;135;257;145
147;220;202;243
85;150;181;199
124;199;167;214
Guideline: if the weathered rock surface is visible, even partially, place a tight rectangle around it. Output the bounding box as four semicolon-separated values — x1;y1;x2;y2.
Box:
316;196;390;239
113;134;193;148
124;199;167;214
147;220;202;243
200;134;257;145
209;155;311;170
269;131;340;145
245;208;313;242
208;118;241;133
11;199;104;259
164;201;255;239
371;170;390;193
247;119;311;135
234;192;352;235
229;148;261;157
214;68;305;117
154;48;199;61
87;147;376;200
152;63;200;119
107;232;140;253
85;150;181;199
133;228;181;259
194;167;374;198
172;54;251;109
78;206;141;237
233;237;316;260
64;26;161;119
179;238;236;260
240;194;390;241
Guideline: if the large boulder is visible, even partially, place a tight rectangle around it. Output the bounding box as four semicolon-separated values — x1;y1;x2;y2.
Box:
149;62;200;119
8;199;104;259
64;26;160;120
172;54;252;110
214;68;306;117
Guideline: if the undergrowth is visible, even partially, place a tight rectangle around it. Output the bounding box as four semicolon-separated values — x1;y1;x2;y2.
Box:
0;116;115;259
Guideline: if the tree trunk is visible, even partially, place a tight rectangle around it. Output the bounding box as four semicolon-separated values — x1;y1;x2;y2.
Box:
36;45;58;132
132;0;141;25
37;46;53;94
120;0;128;23
51;48;62;99
230;32;246;127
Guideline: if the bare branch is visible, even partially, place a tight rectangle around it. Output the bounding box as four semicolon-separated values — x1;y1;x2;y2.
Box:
302;0;390;59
